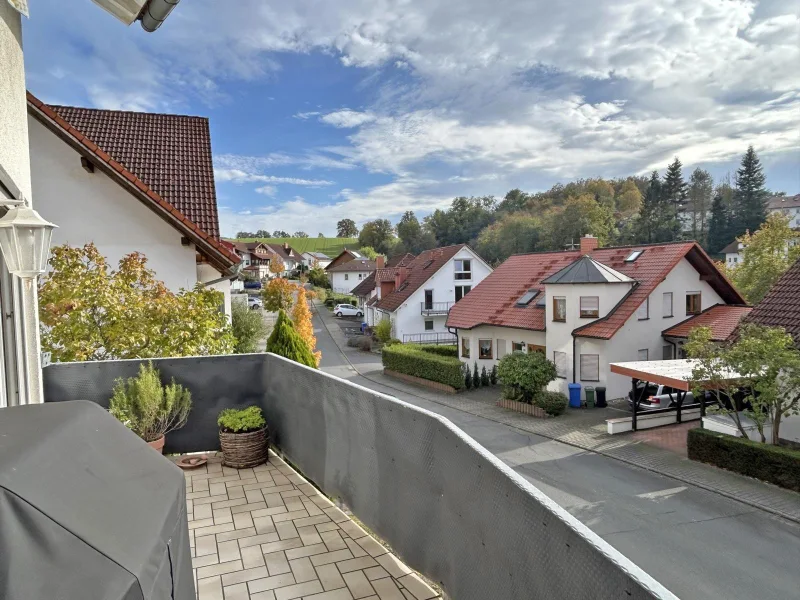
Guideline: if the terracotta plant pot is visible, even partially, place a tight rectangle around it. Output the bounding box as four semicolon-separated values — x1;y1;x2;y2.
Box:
147;435;166;454
219;426;269;469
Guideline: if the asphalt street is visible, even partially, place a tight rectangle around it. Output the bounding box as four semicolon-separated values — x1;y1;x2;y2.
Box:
312;309;800;600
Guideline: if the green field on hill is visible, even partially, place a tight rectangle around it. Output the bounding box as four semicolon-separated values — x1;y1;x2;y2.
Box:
226;237;360;256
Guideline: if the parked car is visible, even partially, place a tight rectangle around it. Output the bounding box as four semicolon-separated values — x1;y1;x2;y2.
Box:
248;296;263;310
627;382;694;411
334;304;363;318
243;280;262;290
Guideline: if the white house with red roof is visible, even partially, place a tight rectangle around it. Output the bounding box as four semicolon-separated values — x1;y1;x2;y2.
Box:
447;235;746;400
26;94;240;315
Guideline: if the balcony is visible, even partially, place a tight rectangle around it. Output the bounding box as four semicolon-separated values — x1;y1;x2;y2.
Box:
25;353;673;600
420;301;454;316
403;332;457;345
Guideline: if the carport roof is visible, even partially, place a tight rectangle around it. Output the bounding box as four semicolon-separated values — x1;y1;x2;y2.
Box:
609;359;741;391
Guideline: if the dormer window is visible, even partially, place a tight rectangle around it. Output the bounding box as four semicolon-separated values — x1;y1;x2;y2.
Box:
516;289;538;306
624;250;644;262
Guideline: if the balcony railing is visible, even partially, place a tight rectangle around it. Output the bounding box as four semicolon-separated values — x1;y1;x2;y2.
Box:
420;301;454;315
41;354;674;600
403;332;457;345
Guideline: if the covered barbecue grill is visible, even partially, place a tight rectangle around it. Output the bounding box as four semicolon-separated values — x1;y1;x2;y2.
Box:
0;400;194;599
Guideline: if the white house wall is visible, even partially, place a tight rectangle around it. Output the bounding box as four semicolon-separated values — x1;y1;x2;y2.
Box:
330;271;372;293
29;116;201;293
196;263;232;317
392;247;492;342
457;325;546;368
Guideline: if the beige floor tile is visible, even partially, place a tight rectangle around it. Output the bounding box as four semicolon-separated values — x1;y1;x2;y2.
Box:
221;566;270;587
247;573;296;594
374;555;411;579
259;537;305;554
239;532;282;549
274;579;323;600
192;553;220;569
216;527;256;543
310;549;353;567
345;539;367;558
354;537;387;558
314;563;346;591
297;525;323;546
223;582;250;600
342;570;375;599
195;534;218;557
334;556;378;574
241;545;267;569
234;511;255;530
197;575;223;600
370;578;405;600
194;503;213;520
249;591;276;600
218;539;241;563
265;550;292;576
319;530;347;552
284;543;330;561
362;566;390;581
303;588;354;600
396;574;437;600
213;508;233;524
196;559;244;579
288;556;317;583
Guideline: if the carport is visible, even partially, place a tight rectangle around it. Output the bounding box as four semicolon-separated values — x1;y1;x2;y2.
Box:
609;359;739;432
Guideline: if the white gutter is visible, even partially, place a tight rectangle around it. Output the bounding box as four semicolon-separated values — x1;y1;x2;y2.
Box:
140;0;180;32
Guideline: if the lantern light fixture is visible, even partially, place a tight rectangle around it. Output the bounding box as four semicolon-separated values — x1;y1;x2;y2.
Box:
0;206;57;278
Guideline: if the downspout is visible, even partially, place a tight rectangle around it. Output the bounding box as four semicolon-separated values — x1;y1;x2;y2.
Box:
572;334;577;383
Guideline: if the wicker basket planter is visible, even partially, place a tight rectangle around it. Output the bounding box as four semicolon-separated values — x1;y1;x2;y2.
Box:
219;426;270;469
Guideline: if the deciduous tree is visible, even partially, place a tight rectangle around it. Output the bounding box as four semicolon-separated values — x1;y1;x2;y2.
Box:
231;301;267;354
269;256;285;276
39;244;233;362
261;278;299;312
336;219;358;237
548;194;615;249
293;231;309;238
475;214;541;264
358;219;395;254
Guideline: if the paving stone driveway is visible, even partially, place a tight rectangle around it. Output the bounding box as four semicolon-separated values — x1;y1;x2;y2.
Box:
181;452;440;600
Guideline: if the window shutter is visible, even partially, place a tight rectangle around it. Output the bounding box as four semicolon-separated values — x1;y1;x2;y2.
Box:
497;339;507;358
579;354;599;381
580;296;599;313
662;345;673;360
637;297;649;319
662;292;673;317
638;349;649;361
554;351;567;378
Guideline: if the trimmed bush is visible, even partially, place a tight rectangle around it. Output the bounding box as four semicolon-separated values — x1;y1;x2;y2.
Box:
688;428;800;492
490;365;498;385
218;406;266;433
533;391;569;416
464;363;473;389
374;319;393;343
418;345;458;358
382;344;465;390
473;363;480;388
497;351;557;404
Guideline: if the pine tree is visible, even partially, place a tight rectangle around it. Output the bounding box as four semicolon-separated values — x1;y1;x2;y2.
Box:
480;366;490;387
490;365;498;385
266;310;318;368
662;157;688;207
687;168;714;245
464;363;473;389
636;171;681;243
733;146;768;237
707;190;732;255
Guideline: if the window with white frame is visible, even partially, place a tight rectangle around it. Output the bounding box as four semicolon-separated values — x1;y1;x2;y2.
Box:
424;320;434;331
580;296;599;318
637;296;649;320
554;351;567;378
579;354;599;381
662;292;673;318
638;349;649;361
454;259;472;280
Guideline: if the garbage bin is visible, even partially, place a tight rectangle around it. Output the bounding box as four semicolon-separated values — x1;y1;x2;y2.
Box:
361;322;367;333
585;386;595;408
568;383;582;408
595;386;607;408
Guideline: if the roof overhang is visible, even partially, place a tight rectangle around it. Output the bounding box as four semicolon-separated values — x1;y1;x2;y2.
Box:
609;359;741;391
27;95;238;275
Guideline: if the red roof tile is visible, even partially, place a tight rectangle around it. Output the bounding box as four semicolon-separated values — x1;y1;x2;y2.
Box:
351;273;377;297
327;259;376;273
662;304;752;341
448;241;745;339
47;103;222;239
26;92;239;271
376;245;468;312
743;256;800;341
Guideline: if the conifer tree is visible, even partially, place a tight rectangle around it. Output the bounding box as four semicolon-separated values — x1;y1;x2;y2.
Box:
637;171;681;243
661;157;688;207
707;190;732;255
733;146;768;237
291;290;321;366
266;310;318;368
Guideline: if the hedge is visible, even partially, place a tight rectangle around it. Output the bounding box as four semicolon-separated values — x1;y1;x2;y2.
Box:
381;344;464;390
418;345;458;358
687;428;800;492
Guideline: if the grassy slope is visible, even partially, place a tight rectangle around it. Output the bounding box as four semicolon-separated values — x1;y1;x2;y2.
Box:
225;237;360;256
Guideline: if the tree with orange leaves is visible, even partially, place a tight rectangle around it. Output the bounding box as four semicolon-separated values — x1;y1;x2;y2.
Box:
291;289;321;366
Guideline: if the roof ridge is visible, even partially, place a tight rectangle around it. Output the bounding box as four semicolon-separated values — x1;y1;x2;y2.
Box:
48;103;209;121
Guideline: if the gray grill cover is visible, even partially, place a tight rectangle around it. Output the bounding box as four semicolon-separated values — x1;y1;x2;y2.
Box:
0;401;194;600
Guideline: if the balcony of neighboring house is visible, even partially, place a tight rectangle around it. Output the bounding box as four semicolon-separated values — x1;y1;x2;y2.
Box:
403;331;457;345
420;301;455;316
1;353;674;600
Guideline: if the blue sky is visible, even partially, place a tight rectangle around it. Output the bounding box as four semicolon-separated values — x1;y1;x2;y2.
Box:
23;0;800;237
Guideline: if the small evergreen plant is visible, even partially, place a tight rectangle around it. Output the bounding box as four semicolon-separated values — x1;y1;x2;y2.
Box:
266;310;318;368
473;362;481;388
217;406;266;433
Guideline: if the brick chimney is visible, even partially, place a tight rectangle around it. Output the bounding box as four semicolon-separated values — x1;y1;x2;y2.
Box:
283;242;290;252
395;267;409;288
376;256;385;268
580;234;599;255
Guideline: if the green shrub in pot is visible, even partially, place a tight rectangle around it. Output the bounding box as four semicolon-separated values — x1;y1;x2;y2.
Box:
217;406;266;433
217;406;269;468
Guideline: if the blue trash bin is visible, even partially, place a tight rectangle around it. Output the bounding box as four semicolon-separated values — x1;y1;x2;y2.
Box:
568;383;582;408
361;322;367;333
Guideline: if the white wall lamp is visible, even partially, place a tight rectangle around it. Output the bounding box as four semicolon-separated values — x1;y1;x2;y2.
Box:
0;205;57;279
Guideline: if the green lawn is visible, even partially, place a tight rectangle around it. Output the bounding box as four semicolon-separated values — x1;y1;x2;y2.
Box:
225;237;360;256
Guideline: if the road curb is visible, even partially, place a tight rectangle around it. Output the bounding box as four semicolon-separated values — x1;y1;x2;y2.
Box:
312;301;800;525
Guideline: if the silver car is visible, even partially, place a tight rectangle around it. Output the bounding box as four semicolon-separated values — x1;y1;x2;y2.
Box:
334;304;363;318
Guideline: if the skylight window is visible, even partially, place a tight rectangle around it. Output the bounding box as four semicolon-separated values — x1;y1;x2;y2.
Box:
516;289;539;307
422;259;434;269
624;250;644;262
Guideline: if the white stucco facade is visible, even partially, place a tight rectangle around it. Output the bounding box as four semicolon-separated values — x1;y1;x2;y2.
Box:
382;247;492;342
28;115;231;313
457;257;726;400
330;270;373;294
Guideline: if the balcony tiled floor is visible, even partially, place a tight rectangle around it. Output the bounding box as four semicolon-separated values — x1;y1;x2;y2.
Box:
178;452;441;600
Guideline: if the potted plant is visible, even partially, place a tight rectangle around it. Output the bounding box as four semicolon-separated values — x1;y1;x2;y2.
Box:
217;406;269;468
109;361;192;453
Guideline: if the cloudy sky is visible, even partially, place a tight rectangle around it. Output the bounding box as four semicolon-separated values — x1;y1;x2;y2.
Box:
23;0;800;237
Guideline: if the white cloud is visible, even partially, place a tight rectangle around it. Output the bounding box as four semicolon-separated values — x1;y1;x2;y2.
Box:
319;109;376;128
255;185;277;196
214;169;334;186
294;111;322;119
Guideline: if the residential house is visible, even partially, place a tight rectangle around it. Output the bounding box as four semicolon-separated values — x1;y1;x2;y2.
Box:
325;248;365;272
447;235;745;400
302;251;331;269
231;241;274;280
722;240;744;267
768;194;800;229
352;253;416;323
265;242;303;273
361;245;492;343
328;257;377;293
26;94;240;315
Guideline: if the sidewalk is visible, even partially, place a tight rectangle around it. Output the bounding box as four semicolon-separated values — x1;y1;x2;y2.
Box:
313;300;800;524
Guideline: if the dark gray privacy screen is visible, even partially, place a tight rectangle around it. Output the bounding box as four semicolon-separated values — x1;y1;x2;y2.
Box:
43;354;676;600
0;401;194;600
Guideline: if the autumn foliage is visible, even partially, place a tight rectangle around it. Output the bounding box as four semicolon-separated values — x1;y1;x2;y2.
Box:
291;289;321;366
39;243;234;362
